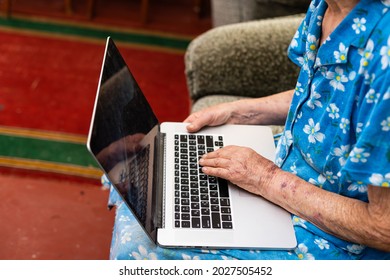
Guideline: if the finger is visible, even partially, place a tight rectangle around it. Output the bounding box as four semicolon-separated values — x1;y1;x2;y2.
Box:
185;107;226;133
185;113;212;133
202;145;239;160
199;156;231;169
201;166;230;180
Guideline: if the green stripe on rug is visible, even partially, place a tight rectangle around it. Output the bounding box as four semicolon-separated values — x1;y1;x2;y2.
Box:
0;16;191;51
0;134;98;168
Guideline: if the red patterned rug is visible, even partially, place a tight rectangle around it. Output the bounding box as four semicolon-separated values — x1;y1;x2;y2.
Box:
0;19;191;181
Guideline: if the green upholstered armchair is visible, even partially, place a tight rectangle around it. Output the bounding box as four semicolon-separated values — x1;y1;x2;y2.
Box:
184;14;305;134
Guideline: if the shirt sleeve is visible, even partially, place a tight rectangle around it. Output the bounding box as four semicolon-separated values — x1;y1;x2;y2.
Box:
341;69;390;188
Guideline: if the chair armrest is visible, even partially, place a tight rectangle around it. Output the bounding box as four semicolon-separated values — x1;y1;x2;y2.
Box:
185;14;304;102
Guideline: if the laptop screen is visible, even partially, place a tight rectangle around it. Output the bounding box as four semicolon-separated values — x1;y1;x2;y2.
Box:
88;38;159;242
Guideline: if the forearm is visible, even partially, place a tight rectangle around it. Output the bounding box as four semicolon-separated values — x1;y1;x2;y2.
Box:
260;168;390;251
230;89;294;126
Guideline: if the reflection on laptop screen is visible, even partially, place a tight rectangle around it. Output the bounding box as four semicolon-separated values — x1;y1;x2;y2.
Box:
88;38;159;239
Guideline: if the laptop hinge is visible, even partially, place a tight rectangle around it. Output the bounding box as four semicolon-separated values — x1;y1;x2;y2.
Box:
153;131;166;229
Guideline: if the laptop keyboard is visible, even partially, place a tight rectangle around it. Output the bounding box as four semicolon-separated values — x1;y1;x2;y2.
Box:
173;134;233;230
118;144;150;225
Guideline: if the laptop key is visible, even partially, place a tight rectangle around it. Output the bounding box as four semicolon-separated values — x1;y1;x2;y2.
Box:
192;218;201;228
202;216;211;228
222;222;233;229
182;221;191;228
220;198;230;206
218;178;229;197
211;213;221;228
221;214;232;221
206;136;214;148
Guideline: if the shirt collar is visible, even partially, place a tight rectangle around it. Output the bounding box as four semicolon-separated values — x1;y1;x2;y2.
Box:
314;0;388;67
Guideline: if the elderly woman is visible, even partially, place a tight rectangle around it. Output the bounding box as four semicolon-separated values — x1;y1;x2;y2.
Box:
186;0;390;259
107;0;390;259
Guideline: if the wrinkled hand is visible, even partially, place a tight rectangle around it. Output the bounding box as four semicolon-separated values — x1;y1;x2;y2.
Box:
184;102;238;133
199;145;277;196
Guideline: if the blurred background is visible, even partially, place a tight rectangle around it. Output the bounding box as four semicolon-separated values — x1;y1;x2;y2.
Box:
0;0;212;260
0;0;309;260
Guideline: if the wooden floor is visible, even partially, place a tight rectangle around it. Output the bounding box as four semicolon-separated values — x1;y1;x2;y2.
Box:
0;0;211;260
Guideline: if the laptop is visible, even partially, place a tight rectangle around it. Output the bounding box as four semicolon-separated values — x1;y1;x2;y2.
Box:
87;37;297;249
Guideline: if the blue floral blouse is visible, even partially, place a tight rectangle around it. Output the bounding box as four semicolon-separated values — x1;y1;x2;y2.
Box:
275;0;390;258
105;0;390;260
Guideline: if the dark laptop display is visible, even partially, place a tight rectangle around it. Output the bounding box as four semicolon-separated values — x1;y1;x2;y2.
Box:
88;38;159;242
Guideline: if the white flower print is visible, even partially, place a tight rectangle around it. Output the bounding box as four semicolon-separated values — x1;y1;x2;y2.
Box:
309;174;326;188
365;89;380;104
316;15;323;26
309;1;316;12
358;39;375;74
324;171;338;184
333;145;350;166
314;238;330;250
290;162;297;175
295;243;315;260
384;87;390;100
334;43;348;63
291;30;300;48
302;19;309;37
182;254;200;260
281;130;293;147
132;245;158;260
303;118;325;143
364;72;376;85
369;173;390;187
118;215;131;222
352;17;367;34
275;157;283;167
292;216;307;229
356;122;364;135
201;249;218;254
380;36;390;69
349;71;357;81
297;55;310;72
307;34;319;61
350;147;370;163
326;103;340;119
294;82;304;96
121;230;132;244
315;57;322;67
347;244;366;254
307;90;323;109
381;116;390;131
339;118;350;134
295;111;303;123
348;181;368;193
221;255;238;260
305;153;314;166
325;66;349;91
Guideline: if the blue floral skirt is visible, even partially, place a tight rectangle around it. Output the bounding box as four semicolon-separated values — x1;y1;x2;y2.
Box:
102;176;387;260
